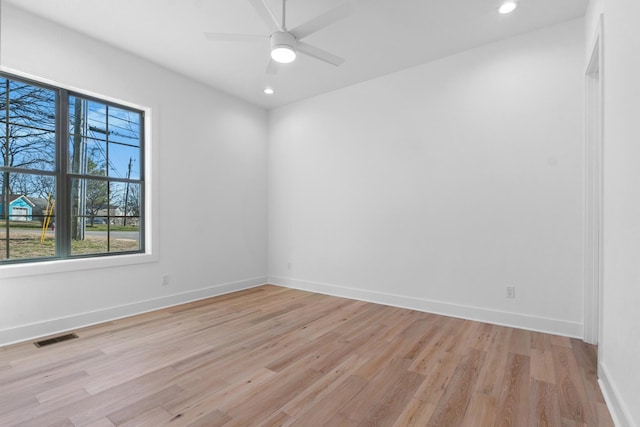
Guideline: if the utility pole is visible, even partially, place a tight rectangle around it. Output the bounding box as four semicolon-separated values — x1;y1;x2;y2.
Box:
70;97;84;240
2;80;10;259
123;157;132;226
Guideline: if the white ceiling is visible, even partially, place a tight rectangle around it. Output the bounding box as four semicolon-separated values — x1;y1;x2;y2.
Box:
5;0;587;109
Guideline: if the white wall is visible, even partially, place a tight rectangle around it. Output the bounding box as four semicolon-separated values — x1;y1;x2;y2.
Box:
268;19;585;337
0;4;268;345
586;0;640;425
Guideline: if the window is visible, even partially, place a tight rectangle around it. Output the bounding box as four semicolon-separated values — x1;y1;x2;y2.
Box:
1;72;144;264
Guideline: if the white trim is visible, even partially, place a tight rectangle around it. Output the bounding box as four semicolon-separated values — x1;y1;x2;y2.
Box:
0;252;158;279
269;276;583;338
583;14;604;345
0;66;159;279
599;362;637;427
0;276;267;347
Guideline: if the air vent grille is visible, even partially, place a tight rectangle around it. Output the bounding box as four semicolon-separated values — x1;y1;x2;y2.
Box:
34;333;79;348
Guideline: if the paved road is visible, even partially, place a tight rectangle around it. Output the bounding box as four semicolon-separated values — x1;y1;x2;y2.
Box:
85;230;139;240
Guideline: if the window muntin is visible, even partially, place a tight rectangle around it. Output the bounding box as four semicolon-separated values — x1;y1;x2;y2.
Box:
1;73;144;264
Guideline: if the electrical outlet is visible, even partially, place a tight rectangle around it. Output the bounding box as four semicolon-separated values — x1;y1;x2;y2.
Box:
506;286;516;299
162;275;170;286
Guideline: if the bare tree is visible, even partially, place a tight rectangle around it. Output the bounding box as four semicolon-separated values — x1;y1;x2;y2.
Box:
0;80;56;178
1;79;56;225
85;159;109;226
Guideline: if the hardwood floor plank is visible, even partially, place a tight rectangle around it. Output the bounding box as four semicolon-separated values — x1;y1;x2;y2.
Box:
474;325;512;398
425;348;485;427
531;331;553;352
459;392;497;427
105;385;183;426
47;419;75;427
254;410;293;427
412;349;462;405
0;285;614;427
550;334;573;348
391;398;437;427
84;418;116;427
322;413;360;427
528;380;562;427
445;320;481;355
8;366;179;426
223;367;323;426
471;322;497;352
552;345;596;425
162;368;275;422
509;328;532;356
290;374;369;426
530;348;556;384
117;407;173;427
494;353;531;427
357;368;425;426
591;402;615;427
408;334;453;375
338;356;414;423
280;354;366;417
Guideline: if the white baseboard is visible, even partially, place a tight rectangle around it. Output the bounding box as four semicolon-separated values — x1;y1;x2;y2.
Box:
0;276;268;347
599;362;637;427
268;276;583;338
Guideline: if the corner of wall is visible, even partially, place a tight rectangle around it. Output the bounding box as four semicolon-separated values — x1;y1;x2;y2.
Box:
269;276;583;338
0;276;267;347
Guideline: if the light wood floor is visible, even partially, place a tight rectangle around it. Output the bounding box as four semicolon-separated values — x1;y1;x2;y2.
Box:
0;285;613;427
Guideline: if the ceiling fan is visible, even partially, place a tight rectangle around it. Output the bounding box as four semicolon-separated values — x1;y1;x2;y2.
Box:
204;0;351;74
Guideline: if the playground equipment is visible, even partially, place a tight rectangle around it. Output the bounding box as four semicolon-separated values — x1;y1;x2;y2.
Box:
40;194;55;244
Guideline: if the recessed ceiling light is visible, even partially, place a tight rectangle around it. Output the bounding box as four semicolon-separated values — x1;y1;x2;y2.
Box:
264;87;274;95
499;1;518;14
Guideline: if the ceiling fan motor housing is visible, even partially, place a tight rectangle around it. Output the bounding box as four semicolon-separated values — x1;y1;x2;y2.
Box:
271;31;297;52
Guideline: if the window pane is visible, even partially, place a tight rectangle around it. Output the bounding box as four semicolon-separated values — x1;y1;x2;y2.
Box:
0;173;56;261
109;181;141;253
4;126;56;171
70;223;108;256
69;97;107;139
70;178;107;255
69;136;108;175
70;179;140;255
0;228;5;260
108;106;141;147
1;80;56;130
108;106;141;180
108;143;140;179
0;79;56;171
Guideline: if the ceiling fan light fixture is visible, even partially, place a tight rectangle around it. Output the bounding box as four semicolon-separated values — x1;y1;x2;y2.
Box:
270;31;297;64
271;46;296;63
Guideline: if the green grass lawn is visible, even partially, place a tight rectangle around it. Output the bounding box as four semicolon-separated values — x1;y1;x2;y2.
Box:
86;224;140;232
0;220;44;229
0;235;139;260
0;221;139;232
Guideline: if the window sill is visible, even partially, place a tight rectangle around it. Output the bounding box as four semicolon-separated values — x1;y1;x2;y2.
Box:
0;251;158;279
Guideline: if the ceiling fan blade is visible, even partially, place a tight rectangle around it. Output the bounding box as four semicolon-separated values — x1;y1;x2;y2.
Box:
247;0;283;32
297;41;345;66
290;2;352;40
266;58;280;74
204;32;267;42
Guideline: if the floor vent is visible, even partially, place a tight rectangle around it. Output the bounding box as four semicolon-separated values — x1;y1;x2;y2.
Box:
34;333;79;348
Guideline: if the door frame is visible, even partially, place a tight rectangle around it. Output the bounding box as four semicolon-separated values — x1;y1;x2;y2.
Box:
584;14;604;345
